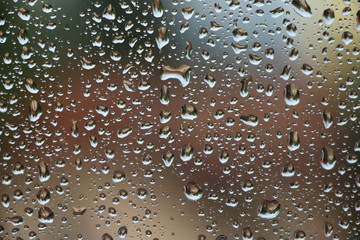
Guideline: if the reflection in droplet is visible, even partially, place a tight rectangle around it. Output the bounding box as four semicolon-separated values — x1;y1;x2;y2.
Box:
324;222;333;237
342;31;353;45
73;207;87;216
181;103;198;120
112;170;126;183
322;110;333;129
161;65;192;87
282;163;295;177
156;27;169;50
118;226;128;238
284;84;300;106
294;230;306;240
103;4;115;20
38;207;54;223
240;76;252;97
292;0;312;17
323;8;335;25
162;151;174;167
101;233;113;240
180;144;194;162
184;181;203;201
37;188;50;205
242;227;253;240
233;28;248;41
321;147;336;170
152;0;164;18
29;100;42;122
288;131;300;151
257;200;281;219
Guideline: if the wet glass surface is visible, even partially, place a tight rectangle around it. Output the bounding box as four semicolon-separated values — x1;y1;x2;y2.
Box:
0;0;359;239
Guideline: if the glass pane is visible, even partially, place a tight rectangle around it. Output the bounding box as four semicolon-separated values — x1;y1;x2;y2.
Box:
0;0;359;239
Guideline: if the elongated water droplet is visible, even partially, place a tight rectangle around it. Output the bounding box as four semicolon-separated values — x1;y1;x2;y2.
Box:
322;110;333;129
284;84;300;106
156;27;169;50
288;131;300;151
323;222;333;237
323;8;335;25
29;100;42;122
321;147;336;170
292;0;312;17
152;0;163;18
